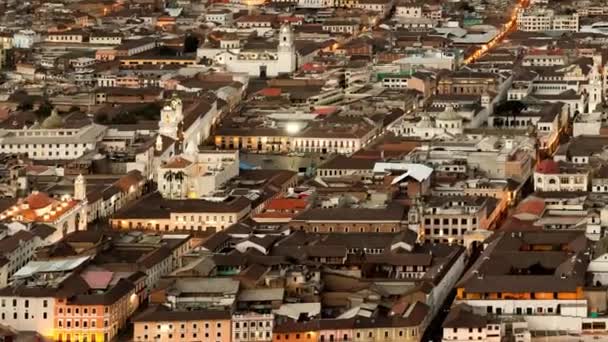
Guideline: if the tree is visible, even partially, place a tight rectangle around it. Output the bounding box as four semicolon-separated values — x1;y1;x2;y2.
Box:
111;112;138;124
35;100;53;119
184;34;200;53
458;1;475;12
136;103;162;121
95;113;109;124
17;98;34;111
174;171;185;198
163;171;175;199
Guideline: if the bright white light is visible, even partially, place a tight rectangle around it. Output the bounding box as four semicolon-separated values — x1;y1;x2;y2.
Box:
286;122;300;134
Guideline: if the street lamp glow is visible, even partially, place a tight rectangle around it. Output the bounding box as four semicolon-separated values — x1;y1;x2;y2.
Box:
286;122;300;134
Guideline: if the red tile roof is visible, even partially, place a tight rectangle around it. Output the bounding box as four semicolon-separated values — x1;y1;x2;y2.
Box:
515;198;545;218
535;159;559;174
257;87;282;97
162;156;192;169
265;198;308;211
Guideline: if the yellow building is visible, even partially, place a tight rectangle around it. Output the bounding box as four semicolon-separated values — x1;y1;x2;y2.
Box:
133;306;232;342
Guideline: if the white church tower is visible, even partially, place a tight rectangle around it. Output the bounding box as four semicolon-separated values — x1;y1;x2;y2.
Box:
588;54;603;112
277;23;296;74
159;94;184;139
74;174;86;201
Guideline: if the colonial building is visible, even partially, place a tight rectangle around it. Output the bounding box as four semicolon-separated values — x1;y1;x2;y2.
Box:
418;196;504;245
289;204;406;233
0;190;87;242
133;306;232;342
534;159;589;192
0;109;106;161
157;150;239;200
111;192;251;233
199;24;297;78
454;231;592;332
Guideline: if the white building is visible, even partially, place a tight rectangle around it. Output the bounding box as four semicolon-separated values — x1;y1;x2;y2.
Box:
89;34;122;45
396;4;422;17
204;9;234;26
13;30;41;49
208;24;297;77
232;312;273;342
442;304;502;342
298;0;334;9
0;230;41;287
0;109;106;160
158;94;221;155
394;50;461;71
533;159;589;192
158;150;239;199
0;294;55;337
517;8;579;32
392;107;464;139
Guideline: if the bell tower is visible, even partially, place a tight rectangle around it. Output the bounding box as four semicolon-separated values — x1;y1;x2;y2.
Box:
159;94;184;139
74;174;86;201
277;23;296;74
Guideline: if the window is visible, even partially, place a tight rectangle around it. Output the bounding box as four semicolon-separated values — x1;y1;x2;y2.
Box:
43;300;48;308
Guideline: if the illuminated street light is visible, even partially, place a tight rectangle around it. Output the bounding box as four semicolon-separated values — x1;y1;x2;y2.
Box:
286;122;301;134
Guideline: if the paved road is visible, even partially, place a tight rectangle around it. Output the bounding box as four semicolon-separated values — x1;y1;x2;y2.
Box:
422;245;483;341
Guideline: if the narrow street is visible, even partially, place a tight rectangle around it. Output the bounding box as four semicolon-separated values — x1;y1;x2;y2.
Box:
422;245;483;341
463;0;530;64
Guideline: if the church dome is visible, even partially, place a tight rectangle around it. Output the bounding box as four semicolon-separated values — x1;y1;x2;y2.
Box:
41;108;63;129
437;105;461;121
26;191;54;210
416;115;433;128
